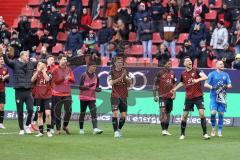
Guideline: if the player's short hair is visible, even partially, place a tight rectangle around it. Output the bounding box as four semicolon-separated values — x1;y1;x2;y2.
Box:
87;61;97;66
20;51;29;57
57;54;67;61
183;56;191;61
46;55;54;60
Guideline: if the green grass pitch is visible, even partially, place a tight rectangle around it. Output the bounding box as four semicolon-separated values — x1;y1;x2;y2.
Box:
0;120;240;160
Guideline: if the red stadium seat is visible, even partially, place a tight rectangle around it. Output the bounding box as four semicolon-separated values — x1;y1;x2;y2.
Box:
33;8;40;17
177;33;189;44
205;21;211;30
57;32;68;42
152;45;158;55
100;0;104;7
37;30;43;38
152;33;163;44
52;43;63;54
101;57;109;66
58;0;67;7
205;10;217;21
138;58;151;66
83;0;89;7
190;0;209;6
162;0;168;7
153;58;158;66
91;20;102;30
30;18;39;28
175;45;182;55
13;18;20;28
28;0;40;6
21;7;33;17
211;0;222;9
128;32;136;43
120;0;131;8
126;57;137;65
171;58;179;68
131;45;143;56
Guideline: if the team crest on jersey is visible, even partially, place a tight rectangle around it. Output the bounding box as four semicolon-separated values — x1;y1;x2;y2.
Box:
191;73;195;77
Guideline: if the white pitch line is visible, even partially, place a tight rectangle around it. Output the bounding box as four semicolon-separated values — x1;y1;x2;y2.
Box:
0;132;18;135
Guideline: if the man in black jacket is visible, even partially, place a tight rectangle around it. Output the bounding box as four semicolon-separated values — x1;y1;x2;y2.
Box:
2;48;37;135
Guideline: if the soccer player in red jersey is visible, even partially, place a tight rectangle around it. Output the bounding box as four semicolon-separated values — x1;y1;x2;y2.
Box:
108;56;132;138
172;56;210;140
52;55;75;135
0;56;9;129
32;61;53;137
153;60;176;136
79;61;103;135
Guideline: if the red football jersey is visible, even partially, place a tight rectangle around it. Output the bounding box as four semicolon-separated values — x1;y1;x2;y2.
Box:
154;69;176;99
0;67;8;92
33;71;52;99
180;68;203;99
109;68;130;99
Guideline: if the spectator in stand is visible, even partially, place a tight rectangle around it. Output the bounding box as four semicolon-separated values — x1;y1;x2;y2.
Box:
104;0;120;27
177;39;195;67
139;15;153;63
88;49;101;65
113;19;129;41
67;0;82;14
88;0;101;20
179;0;194;33
161;15;178;58
150;0;164;33
189;15;207;51
65;26;83;56
231;16;240;54
23;29;40;58
40;28;55;54
50;0;59;6
166;0;179;23
219;43;235;68
97;20;113;58
210;20;229;58
156;43;171;67
0;23;11;44
0;16;5;29
48;5;63;44
209;0;215;7
16;16;30;45
39;0;52;29
133;3;148;42
39;46;48;59
233;54;240;70
65;5;80;31
115;7;132;31
195;40;215;68
216;3;233;30
84;30;96;49
193;0;209;19
79;8;92;39
10;32;22;58
130;0;140;17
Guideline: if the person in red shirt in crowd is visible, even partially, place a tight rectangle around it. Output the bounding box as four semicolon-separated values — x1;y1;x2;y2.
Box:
153;60;176;136
0;56;9;129
31;61;53;137
52;54;75;135
172;56;210;140
108;56;132;138
79;61;103;135
80;8;92;39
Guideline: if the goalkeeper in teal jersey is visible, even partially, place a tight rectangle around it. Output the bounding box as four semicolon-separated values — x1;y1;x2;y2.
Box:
204;60;232;137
